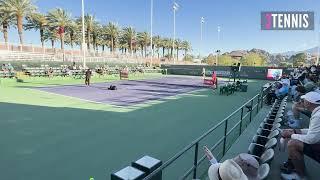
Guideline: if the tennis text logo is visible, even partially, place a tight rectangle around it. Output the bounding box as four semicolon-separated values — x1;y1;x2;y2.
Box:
261;11;314;30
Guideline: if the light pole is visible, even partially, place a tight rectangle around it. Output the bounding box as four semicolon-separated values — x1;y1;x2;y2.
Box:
173;1;179;64
150;0;154;66
216;26;221;66
200;17;205;60
81;0;86;68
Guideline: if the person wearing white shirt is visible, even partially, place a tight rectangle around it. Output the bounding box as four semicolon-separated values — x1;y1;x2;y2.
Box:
280;92;320;180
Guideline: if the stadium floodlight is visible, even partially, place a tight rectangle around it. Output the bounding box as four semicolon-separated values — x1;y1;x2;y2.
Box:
150;0;154;66
173;1;179;64
216;26;221;66
81;0;86;68
200;17;205;58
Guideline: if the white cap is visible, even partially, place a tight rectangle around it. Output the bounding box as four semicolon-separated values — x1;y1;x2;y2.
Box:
301;92;320;104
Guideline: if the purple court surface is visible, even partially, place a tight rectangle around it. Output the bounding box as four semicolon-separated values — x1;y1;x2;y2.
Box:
36;76;218;106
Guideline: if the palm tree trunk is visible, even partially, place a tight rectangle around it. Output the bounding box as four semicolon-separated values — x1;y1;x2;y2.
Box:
111;38;114;54
17;16;24;45
170;48;173;59
93;34;97;51
162;47;165;57
176;49;179;60
130;41;133;56
152;45;155;58
40;28;44;48
60;33;64;50
2;22;9;45
145;45;147;58
70;33;74;49
51;39;54;49
87;30;90;50
141;46;144;57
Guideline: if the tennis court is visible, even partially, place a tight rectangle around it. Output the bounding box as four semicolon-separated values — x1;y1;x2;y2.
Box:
35;76;216;106
0;75;267;180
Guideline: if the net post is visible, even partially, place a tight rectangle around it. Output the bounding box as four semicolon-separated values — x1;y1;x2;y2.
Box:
250;99;254;122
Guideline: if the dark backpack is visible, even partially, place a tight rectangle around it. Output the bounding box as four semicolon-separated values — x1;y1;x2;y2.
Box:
108;85;117;90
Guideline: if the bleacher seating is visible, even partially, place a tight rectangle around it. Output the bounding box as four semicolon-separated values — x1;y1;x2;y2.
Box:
17;64;163;78
245;96;288;179
0;50;56;62
0;70;15;78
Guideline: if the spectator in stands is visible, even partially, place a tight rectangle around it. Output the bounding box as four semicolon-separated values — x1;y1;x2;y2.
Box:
7;63;13;71
85;69;92;86
205;146;260;180
276;82;289;97
266;81;289;105
48;67;53;78
208;159;248;180
293;85;306;102
287;86;307;128
1;64;7;71
280;92;320;180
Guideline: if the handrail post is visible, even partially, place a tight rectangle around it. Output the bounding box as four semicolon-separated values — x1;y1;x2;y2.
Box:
239;107;244;135
249;99;254;122
193;142;199;179
260;87;264;109
257;94;260;114
222;120;228;156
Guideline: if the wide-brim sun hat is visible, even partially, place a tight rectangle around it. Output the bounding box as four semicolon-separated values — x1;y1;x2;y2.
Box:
233;153;259;180
208;159;248;180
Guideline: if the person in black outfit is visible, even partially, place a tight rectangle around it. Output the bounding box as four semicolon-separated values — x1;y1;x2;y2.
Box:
85;69;92;86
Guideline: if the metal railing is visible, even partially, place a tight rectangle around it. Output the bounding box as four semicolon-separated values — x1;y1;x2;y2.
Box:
143;84;272;180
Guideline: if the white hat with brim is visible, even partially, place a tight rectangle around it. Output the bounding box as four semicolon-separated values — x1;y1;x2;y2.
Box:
233;153;259;180
208;159;248;180
301;91;320;105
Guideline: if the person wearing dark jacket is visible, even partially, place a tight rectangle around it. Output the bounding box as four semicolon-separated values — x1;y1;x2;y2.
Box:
85;69;92;86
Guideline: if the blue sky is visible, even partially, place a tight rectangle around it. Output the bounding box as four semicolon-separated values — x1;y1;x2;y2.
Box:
3;0;320;55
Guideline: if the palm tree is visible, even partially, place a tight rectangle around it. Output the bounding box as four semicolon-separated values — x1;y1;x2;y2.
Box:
152;35;161;59
25;13;48;48
122;26;136;56
104;22;119;54
181;40;191;60
160;38;169;58
80;14;97;50
1;0;36;45
175;39;182;60
47;8;72;50
43;27;59;49
65;20;78;49
118;35;128;54
167;38;174;60
92;23;102;51
0;2;14;45
137;31;150;57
